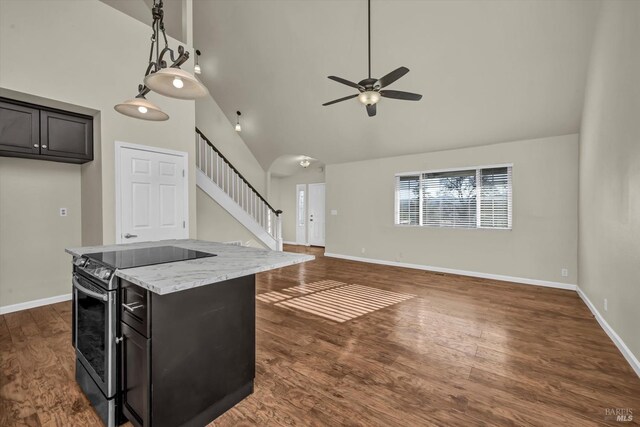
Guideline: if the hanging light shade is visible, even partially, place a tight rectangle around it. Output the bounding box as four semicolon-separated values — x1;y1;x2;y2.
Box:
114;96;169;121
194;49;202;74
144;67;208;100
235;111;242;132
114;0;209;121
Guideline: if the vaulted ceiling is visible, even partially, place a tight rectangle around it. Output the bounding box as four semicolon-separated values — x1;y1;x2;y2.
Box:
194;0;599;170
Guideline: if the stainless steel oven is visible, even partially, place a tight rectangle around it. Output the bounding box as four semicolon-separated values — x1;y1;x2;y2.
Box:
72;255;119;427
73;272;117;397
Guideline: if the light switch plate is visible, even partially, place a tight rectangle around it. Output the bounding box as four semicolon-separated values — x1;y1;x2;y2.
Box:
331;209;338;215
60;208;68;217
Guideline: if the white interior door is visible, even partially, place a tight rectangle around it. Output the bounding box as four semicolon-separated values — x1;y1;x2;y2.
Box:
308;183;325;247
295;184;306;245
118;144;188;243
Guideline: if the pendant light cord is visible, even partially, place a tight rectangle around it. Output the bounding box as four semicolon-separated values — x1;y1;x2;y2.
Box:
368;0;371;79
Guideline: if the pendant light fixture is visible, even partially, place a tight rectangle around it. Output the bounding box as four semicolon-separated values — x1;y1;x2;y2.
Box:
194;49;202;74
235;111;242;132
115;0;207;121
114;94;169;121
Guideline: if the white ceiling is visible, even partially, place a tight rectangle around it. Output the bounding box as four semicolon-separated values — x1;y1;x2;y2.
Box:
269;154;322;178
194;0;600;170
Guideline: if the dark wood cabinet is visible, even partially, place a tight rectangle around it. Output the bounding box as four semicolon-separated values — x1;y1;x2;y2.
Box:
118;275;256;427
0;100;40;155
40;110;93;161
0;97;93;164
121;322;150;427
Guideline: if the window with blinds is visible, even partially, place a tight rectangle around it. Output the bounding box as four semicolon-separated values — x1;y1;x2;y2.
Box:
395;165;512;229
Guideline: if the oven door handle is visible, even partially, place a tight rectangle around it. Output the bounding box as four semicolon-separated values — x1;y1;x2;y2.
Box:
73;276;108;301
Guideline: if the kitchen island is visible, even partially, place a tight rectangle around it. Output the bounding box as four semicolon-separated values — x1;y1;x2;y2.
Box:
66;240;313;427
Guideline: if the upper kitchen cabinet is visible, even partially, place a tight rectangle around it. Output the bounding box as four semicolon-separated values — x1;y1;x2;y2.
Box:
40;110;93;161
0;98;93;164
0;100;40;155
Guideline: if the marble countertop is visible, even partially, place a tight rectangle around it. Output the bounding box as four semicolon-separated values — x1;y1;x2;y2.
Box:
66;239;314;295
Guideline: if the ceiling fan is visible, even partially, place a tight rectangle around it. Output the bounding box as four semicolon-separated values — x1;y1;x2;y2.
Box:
323;0;422;117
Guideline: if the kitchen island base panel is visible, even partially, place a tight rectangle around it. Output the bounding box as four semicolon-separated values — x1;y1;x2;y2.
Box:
183;381;254;427
121;274;256;427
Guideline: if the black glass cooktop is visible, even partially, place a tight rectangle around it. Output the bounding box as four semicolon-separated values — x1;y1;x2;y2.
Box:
85;246;216;269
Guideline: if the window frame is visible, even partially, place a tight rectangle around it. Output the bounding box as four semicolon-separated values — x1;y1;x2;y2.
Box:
394;163;513;230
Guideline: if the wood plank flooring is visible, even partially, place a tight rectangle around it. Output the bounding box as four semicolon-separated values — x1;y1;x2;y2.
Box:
1;245;639;426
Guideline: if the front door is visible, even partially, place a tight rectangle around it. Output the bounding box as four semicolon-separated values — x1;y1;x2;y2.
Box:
308;183;325;247
117;143;188;243
295;184;306;245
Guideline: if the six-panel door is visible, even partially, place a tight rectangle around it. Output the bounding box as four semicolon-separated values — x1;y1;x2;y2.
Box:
119;146;188;243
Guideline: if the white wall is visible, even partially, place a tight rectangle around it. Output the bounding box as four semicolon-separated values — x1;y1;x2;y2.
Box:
579;0;640;362
0;0;197;307
0;158;82;307
196;188;268;249
325;134;579;285
270;167;325;243
195;95;266;195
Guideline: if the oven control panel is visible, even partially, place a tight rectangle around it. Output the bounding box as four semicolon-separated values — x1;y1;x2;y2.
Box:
75;257;114;283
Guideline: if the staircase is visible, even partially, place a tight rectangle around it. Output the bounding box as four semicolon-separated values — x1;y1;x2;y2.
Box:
195;128;283;251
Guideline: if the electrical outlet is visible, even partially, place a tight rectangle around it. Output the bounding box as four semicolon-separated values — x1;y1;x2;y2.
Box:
561;268;568;277
604;298;608;312
330;209;338;216
361;247;366;254
59;208;68;217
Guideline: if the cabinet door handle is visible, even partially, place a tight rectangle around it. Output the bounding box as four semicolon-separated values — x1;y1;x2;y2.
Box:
41;145;47;149
123;302;144;312
33;144;39;148
124;233;138;239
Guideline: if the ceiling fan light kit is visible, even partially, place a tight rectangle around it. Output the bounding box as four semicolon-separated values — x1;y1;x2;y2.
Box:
323;0;423;116
300;158;311;168
114;0;208;121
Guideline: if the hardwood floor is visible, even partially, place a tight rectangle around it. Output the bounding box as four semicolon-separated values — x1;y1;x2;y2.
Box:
1;245;639;426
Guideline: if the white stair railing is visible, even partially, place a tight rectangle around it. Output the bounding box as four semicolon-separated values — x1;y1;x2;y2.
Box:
196;129;283;251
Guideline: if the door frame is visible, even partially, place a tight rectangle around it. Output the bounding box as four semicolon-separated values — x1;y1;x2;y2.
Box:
294;182;325;247
115;141;189;244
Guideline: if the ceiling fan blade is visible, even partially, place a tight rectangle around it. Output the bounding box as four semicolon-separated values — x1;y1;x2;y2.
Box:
366;103;376;117
380;90;423;101
328;76;364;90
322;93;359;106
377;66;410;88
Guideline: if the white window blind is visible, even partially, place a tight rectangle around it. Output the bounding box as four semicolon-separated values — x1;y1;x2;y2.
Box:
480;167;512;229
423;170;477;228
395;165;512;229
396;175;420;225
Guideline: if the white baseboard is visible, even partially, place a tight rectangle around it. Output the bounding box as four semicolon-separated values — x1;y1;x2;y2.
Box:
283;241;311;247
577;287;640;378
323;252;576;291
0;293;72;315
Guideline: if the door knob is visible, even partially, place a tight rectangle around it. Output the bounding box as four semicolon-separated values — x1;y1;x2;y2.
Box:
124;233;138;239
